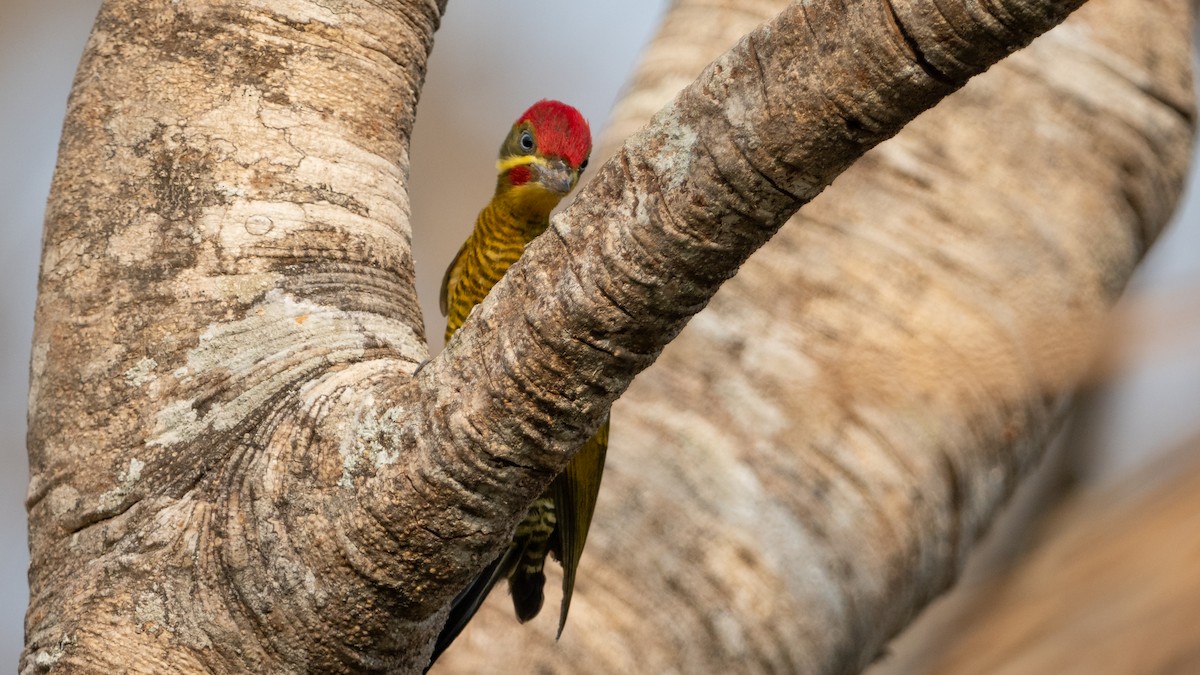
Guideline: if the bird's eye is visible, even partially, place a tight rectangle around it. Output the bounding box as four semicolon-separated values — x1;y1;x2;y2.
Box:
578;158;589;172
519;130;534;152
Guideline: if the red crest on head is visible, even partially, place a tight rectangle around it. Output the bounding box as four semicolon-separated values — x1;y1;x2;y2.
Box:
517;100;592;170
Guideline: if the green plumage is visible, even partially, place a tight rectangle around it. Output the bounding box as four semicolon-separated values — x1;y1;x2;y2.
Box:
429;101;603;666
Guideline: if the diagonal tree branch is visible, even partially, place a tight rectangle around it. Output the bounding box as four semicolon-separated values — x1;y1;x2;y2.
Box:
435;0;1195;671
406;0;1089;636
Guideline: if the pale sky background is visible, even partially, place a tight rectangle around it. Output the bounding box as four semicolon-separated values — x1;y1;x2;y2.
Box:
1;1;1197;667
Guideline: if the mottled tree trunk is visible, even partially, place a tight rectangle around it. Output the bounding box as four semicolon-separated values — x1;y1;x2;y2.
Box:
26;1;444;670
24;0;1190;674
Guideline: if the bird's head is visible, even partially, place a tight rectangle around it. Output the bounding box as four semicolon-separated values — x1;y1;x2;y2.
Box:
495;100;592;206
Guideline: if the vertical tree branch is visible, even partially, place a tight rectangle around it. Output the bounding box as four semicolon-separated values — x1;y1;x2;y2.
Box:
26;0;444;671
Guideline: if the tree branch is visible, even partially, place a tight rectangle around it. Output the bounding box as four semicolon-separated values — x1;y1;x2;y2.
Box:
434;0;1196;671
406;0;1089;642
26;0;445;671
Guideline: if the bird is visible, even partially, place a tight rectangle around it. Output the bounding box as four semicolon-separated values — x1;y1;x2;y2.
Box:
429;100;608;664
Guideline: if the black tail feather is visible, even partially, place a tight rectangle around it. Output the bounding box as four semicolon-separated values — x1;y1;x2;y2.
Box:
509;565;546;623
426;549;511;671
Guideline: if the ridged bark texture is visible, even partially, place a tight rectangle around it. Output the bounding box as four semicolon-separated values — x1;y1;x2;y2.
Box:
433;0;1195;672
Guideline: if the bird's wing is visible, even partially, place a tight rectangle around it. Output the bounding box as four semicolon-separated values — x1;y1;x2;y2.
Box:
550;415;610;638
427;541;520;669
439;238;470;317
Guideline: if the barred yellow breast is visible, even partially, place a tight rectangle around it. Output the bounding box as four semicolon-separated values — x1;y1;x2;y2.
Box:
429;100;608;668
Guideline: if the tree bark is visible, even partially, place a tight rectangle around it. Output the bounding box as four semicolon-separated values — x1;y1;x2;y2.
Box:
435;0;1196;672
873;439;1200;675
27;0;446;670
24;0;1190;674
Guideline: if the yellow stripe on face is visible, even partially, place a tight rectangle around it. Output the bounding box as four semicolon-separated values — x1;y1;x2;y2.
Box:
496;154;550;174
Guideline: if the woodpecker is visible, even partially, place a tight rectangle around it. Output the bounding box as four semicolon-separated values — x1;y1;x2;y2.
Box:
430;100;607;663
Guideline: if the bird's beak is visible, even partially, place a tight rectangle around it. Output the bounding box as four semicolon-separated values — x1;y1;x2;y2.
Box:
537;158;576;195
